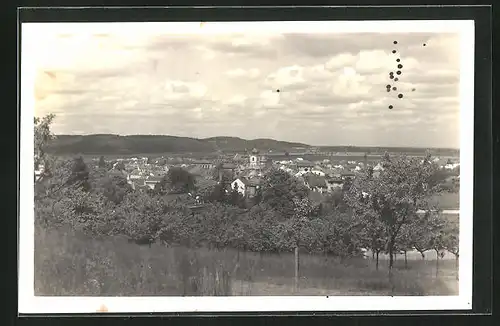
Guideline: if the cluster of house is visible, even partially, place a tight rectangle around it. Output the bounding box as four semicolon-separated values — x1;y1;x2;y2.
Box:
228;149;364;198
34;150;460;198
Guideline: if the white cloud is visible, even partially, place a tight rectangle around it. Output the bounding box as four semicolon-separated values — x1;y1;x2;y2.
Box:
264;65;308;91
28;27;462;147
226;68;260;79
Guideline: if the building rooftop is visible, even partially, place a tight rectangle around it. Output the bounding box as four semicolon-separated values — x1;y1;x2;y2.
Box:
193;160;212;165
146;176;164;183
326;177;343;183
235;176;262;186
296;160;315;167
304;174;327;188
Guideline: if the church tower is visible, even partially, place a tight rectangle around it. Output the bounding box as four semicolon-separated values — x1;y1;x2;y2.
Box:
249;148;259;168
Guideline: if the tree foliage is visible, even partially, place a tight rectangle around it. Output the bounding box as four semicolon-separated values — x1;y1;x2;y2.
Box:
67;156;91;191
34;114;56;172
155;167;196;194
344;154;442;269
260;168;309;219
98;156;106;168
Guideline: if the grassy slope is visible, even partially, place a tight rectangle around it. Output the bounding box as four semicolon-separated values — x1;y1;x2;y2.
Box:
35;225;458;296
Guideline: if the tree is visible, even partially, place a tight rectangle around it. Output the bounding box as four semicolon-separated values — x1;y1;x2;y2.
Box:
228;184;246;208
395;223;414;269
443;220;459;276
342;177;353;193
34;114;56;182
310;210;364;261
92;172;131;205
357;210;386;270
114;161;125;171
34;114;56;166
345;154;441;271
195;179;219;202
155;167;195;194
403;210;446;261
67;156;91;191
260;168;309;219
98;156;106;168
55;185;118;237
209;165;220;182
428;217;447;276
116;191;166;246
323;188;348;213
289;197;315;291
34;158;74;201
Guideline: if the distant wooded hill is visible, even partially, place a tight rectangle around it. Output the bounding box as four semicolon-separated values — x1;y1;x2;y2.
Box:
46;135;308;155
45;134;459;156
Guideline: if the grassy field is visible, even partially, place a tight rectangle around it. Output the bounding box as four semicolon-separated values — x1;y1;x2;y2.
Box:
34;225;458;297
430;192;460;211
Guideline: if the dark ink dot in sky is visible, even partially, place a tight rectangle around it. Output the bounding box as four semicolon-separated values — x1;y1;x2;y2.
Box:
423;43;426;46
394;77;399;81
392;50;397;54
396;71;402;75
389;75;394;79
397;64;403;69
412;88;416;91
386;84;391;88
389;105;393;109
396;58;401;62
392;87;397;91
276;89;280;93
393;41;398;44
398;94;403;99
389;71;394;75
386;88;391;92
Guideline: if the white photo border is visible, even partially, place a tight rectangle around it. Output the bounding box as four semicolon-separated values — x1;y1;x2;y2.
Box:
18;20;475;314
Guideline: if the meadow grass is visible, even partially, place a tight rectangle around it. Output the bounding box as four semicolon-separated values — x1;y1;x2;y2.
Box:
34;225;458;296
429;192;460;211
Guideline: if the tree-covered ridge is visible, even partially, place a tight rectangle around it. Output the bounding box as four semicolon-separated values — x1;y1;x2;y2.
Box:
44;134;459;156
44;134;309;155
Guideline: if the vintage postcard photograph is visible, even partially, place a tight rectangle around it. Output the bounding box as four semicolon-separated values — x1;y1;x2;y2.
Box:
19;20;474;314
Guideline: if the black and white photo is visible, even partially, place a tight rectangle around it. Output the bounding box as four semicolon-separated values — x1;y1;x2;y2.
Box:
19;20;474;313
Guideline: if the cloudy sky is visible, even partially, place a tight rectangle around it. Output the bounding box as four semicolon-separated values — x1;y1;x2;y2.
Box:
28;24;462;148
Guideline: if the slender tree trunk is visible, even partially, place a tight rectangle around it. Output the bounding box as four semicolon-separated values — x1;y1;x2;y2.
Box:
372;251;375;259
388;243;394;271
294;246;300;293
455;254;459;280
388;244;395;294
376;251;379;270
404;251;408;269
435;249;440;277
